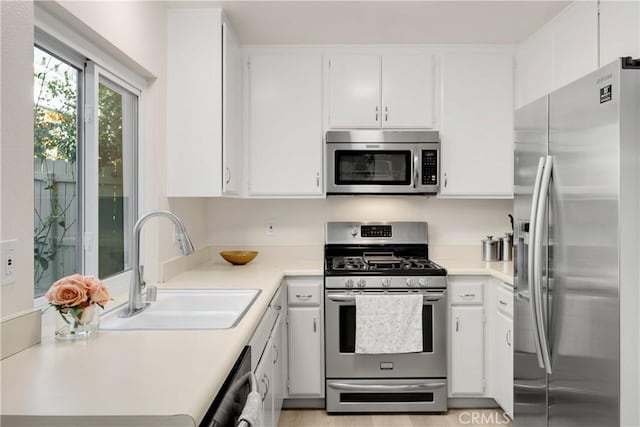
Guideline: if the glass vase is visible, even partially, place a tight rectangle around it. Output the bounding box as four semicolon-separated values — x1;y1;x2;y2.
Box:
55;304;100;340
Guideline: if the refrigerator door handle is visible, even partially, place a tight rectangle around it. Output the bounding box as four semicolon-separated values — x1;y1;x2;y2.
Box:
534;155;553;374
528;157;547;369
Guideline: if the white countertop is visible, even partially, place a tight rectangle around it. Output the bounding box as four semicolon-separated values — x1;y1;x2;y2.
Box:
0;246;511;425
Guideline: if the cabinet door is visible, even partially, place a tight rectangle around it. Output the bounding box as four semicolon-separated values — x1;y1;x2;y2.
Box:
248;55;323;196
551;2;598;90
167;9;222;197
494;311;513;418
255;336;274;427
222;16;243;195
271;315;285;426
287;307;323;396
329;55;381;128
599;0;640;66
450;305;484;395
382;55;434;128
516;26;553;108
440;53;514;198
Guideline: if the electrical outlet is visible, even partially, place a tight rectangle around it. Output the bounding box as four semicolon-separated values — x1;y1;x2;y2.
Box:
1;240;17;286
266;222;275;235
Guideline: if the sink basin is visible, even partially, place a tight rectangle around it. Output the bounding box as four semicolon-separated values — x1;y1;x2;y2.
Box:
100;289;261;331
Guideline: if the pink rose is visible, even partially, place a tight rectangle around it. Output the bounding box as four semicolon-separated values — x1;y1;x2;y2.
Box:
46;283;87;307
51;274;85;290
89;283;110;306
81;275;101;293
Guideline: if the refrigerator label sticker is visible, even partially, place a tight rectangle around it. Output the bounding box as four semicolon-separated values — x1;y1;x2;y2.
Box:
600;85;612;104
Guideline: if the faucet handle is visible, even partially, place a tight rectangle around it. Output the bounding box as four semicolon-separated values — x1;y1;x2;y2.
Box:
146;285;157;303
138;264;146;289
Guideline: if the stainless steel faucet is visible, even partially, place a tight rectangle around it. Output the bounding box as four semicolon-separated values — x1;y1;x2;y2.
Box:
119;210;195;318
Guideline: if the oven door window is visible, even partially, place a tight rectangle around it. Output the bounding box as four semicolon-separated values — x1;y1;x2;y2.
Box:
334;150;411;185
338;305;434;353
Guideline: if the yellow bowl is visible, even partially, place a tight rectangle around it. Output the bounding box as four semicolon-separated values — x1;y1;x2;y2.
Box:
219;251;258;265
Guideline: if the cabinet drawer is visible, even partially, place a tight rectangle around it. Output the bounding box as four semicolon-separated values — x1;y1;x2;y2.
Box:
450;282;484;304
287;277;321;306
495;284;513;318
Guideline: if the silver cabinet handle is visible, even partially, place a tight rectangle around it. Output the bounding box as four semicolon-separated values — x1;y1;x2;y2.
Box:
295;294;313;301
384;106;388;122
444;172;448;188
516;290;530;301
224;167;231;184
506;329;512;347
455;316;460;332
316;172;320;188
273;345;279;365
375;106;379;122
328;382;446;392
273;305;282;311
260;374;269;401
499;299;507;306
459;293;476;299
528;157;546;370
313;317;317;333
533;155;553;374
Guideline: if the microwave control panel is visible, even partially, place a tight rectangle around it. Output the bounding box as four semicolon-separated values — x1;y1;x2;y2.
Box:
422;150;438;185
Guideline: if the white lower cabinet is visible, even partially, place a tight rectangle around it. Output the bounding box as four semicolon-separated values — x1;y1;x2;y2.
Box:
288;307;323;396
492;280;514;418
448;277;486;397
250;285;286;427
286;277;324;398
255;334;275;427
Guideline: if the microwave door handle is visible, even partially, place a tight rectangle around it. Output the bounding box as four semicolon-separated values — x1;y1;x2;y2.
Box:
413;152;419;189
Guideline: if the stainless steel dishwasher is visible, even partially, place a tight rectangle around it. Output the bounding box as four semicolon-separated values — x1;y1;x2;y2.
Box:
200;346;254;427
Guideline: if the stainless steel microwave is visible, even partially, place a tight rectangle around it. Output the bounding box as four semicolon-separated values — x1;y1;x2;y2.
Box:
326;130;440;195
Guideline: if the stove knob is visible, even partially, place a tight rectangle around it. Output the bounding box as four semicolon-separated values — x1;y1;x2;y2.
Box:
357;279;367;288
345;279;354;288
381;278;392;288
418;279;426;288
406;278;417;287
350;227;359;238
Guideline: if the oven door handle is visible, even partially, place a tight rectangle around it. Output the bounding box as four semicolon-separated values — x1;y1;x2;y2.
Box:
328;382;446;392
327;293;445;303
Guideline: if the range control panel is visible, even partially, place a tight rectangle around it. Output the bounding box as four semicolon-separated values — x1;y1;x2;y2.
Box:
422;150;438;185
361;225;392;238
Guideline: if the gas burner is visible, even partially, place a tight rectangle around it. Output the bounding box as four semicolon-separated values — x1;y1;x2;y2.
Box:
332;257;366;271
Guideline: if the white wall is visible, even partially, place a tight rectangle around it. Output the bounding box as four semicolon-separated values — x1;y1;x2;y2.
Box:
205;198;513;247
0;1;35;318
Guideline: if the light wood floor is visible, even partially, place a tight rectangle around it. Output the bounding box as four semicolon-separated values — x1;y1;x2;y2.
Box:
278;409;512;427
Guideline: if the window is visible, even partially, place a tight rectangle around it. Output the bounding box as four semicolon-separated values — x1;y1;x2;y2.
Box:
33;39;139;298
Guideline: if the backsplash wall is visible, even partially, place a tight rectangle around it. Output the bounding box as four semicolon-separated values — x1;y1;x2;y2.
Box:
205;197;513;247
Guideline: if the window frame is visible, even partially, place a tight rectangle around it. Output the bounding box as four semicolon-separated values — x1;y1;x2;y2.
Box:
33;12;145;310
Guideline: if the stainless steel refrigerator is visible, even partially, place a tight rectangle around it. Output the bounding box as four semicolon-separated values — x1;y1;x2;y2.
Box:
513;58;640;427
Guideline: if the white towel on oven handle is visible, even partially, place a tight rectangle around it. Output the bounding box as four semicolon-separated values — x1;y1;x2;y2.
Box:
355;293;423;354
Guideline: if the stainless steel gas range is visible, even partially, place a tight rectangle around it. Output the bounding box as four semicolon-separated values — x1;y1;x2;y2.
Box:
324;221;448;414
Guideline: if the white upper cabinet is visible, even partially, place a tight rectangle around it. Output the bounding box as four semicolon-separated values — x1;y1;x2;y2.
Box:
550;1;598;90
329;54;434;129
516;0;639;108
222;16;243;196
599;0;640;66
440;52;514;198
382;56;435;128
248;55;323;197
516;26;553;109
166;9;241;197
329;55;381;128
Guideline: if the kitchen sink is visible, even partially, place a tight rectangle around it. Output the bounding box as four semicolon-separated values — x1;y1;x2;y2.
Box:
100;289;261;330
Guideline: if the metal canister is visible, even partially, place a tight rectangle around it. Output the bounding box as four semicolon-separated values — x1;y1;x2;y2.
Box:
500;233;513;261
482;236;500;261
